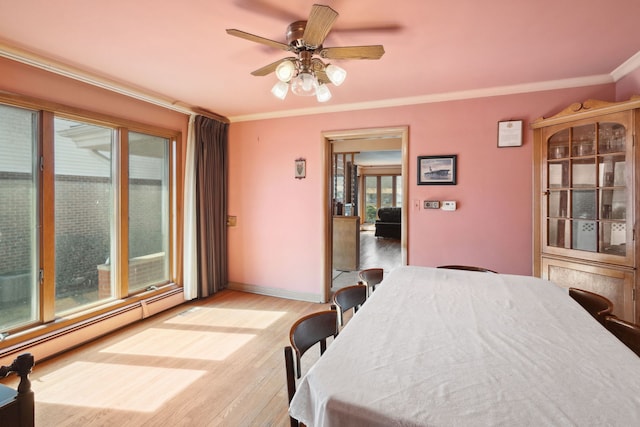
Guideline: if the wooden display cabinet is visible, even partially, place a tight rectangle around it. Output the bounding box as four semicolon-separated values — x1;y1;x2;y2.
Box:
532;97;640;322
332;216;360;271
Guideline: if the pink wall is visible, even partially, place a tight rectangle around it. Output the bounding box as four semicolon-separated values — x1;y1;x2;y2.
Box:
228;84;618;297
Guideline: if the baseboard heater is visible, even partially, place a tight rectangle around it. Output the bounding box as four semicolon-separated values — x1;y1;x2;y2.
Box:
0;288;185;366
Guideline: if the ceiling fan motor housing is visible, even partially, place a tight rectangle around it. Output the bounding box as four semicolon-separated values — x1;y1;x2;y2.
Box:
286;21;312;49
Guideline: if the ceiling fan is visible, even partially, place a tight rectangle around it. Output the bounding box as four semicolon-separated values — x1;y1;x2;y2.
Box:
226;4;385;102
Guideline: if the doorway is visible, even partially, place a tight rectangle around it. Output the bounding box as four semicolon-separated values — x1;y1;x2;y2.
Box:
321;126;409;303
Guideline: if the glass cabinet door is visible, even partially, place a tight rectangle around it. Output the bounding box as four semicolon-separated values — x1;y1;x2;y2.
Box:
545;120;628;257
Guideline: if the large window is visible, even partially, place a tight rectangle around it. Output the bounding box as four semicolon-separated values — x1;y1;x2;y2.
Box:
0;104;38;331
363;175;402;224
365;176;378;223
128;131;170;292
0;102;178;334
54;118;114;313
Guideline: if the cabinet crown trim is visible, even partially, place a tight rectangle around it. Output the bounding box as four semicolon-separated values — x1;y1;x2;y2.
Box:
532;95;640;128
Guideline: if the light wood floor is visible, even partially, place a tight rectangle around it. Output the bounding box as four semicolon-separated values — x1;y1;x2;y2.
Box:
2;291;331;426
1;233;398;426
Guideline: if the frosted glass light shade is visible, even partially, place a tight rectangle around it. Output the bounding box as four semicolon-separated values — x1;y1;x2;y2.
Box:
316;84;332;102
271;81;289;100
290;72;318;96
275;60;295;82
325;64;347;86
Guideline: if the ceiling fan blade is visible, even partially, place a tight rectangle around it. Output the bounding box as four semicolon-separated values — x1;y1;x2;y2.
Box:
333;24;402;34
320;45;385;60
226;29;290;51
302;4;339;47
250;58;292;76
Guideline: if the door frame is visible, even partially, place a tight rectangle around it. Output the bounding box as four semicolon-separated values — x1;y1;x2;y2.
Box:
321;126;409;302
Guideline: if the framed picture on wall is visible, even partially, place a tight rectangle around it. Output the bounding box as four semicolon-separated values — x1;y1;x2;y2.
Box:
295;158;306;179
497;120;523;147
417;155;457;185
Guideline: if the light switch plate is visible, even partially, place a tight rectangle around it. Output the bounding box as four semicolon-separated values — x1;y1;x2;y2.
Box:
441;201;457;211
424;200;440;209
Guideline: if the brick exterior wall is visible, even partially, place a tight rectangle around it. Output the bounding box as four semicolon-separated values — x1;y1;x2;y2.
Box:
1;174;166;304
0;172;34;275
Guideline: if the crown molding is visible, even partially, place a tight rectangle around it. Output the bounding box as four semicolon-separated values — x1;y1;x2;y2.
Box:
611;49;640;82
228;74;614;122
0;42;229;123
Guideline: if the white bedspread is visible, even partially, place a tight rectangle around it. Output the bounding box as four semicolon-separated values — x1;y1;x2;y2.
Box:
289;266;640;426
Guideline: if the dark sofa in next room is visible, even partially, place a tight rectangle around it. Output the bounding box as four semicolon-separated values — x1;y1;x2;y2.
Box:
374;207;401;239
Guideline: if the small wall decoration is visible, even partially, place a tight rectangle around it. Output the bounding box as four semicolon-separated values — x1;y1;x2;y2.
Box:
295;158;306;179
497;120;523;147
418;155;457;185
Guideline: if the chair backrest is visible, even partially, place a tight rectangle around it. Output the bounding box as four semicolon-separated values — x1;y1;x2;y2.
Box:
289;308;338;378
568;287;613;325
0;353;35;427
437;265;497;273
285;309;338;427
604;316;640;357
332;284;367;326
358;268;384;295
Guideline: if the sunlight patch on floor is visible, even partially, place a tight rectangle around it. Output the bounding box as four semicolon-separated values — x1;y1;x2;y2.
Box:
100;328;255;360
164;306;286;329
34;361;205;412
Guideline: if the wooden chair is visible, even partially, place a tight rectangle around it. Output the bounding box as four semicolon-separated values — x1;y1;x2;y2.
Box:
437;265;497;273
604;316;640;357
332;284;367;327
285;308;338;427
358;268;384;296
568;287;613;326
0;353;35;427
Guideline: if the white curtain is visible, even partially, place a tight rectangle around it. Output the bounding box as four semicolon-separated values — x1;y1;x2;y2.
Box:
182;114;198;300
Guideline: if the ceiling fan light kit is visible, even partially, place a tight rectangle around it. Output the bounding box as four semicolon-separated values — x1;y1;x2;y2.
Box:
291;72;319;96
325;64;347;86
227;4;384;103
315;83;332;102
270;80;289;100
275;60;296;82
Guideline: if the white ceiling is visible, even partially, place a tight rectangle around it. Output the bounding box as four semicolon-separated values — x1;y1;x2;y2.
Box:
0;0;639;122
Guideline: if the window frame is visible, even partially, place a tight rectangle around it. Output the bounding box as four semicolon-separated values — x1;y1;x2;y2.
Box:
361;173;402;222
0;93;182;341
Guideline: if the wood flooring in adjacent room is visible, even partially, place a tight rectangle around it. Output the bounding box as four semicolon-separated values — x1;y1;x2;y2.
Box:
332;230;401;289
3;290;330;427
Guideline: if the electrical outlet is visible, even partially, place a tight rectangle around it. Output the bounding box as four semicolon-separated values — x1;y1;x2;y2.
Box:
424;200;440;209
